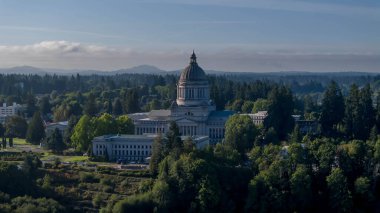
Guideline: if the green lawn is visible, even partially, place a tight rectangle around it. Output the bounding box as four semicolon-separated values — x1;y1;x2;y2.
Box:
61;155;89;162
13;138;28;145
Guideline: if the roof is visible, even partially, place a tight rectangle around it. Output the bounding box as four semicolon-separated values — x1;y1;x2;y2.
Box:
209;110;235;118
179;52;207;82
46;121;68;127
148;110;171;118
93;134;209;143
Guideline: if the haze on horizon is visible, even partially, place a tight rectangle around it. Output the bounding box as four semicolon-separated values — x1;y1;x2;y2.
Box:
0;0;379;72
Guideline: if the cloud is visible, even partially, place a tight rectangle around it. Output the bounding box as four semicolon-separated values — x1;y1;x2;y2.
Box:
150;0;379;17
0;40;379;72
0;25;126;39
0;40;115;55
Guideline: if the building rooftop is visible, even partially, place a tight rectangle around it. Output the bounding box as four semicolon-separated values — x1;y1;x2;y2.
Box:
93;134;209;142
209;110;235;118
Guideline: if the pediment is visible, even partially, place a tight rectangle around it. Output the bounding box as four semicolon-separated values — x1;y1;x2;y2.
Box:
174;117;197;124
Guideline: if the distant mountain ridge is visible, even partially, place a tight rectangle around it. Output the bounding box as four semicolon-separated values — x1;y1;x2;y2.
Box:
0;65;377;76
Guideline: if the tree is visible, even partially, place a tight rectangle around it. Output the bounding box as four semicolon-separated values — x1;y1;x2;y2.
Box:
0;123;5;138
290;165;312;212
326;168;352;213
25;93;37;117
343;84;374;140
252;98;269;113
92;113;118;137
53;104;71;122
2;137;6;149
84;93;98;116
183;137;195;153
124;89;140;113
357;84;375;140
44;128;65;153
5;116;27;138
241;101;255;113
113;98;123;115
116;115;134;134
225;114;257;158
264;85;294;140
165;121;182;157
71;115;94;152
64;115;78;145
150;134;165;175
39;96;51;115
289;124;302;144
320;81;345;136
26;111;45;145
106;99;113;114
354;176;373;211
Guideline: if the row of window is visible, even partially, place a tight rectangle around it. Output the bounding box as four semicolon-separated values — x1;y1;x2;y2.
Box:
114;150;151;156
136;127;164;135
112;144;152;149
209;128;225;139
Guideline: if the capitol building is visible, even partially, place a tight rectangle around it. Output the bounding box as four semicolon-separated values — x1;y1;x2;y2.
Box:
93;52;234;161
129;52;234;145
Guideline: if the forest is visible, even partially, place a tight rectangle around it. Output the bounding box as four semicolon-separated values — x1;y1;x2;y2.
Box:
1;72;380;212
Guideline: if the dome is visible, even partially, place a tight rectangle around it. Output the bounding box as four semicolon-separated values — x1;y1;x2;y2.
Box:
179;51;207;82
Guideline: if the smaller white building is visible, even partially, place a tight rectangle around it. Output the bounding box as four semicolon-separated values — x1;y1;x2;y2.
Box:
92;134;209;162
0;103;22;123
242;111;268;126
45;121;68;136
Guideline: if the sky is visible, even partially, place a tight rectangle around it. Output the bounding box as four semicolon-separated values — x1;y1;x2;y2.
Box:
0;0;379;72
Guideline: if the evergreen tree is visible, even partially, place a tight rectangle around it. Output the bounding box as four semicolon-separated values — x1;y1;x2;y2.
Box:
2;137;6;149
26;93;37;117
165;121;182;157
357;84;374;140
150;134;165;175
106;99;113;114
84;93;98;116
5;116;28;138
64;115;78;145
344;84;374;140
124;89;140;113
45;128;65;153
113;98;123;115
39;96;51;115
375;93;380;131
320;81;345;136
264;85;294;140
0;123;5;138
290;124;302;144
8;137;13;147
369;126;378;142
26;111;45;145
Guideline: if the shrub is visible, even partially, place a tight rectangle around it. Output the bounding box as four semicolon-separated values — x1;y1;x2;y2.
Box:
103;185;113;193
79;172;97;183
100;178;114;187
0;191;10;203
92;193;104;208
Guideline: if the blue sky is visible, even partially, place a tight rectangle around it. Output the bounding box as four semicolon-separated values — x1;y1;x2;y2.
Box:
0;0;379;72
